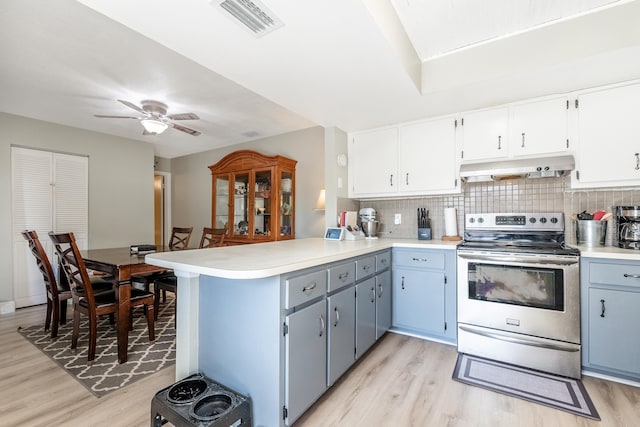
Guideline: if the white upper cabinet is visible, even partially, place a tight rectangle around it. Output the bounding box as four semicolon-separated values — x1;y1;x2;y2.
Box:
348;116;460;198
461;96;569;162
572;82;640;188
399;116;459;195
509;96;569;157
460;107;509;162
348;127;399;197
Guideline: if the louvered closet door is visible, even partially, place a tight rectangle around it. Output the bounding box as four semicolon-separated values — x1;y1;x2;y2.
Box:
11;147;88;308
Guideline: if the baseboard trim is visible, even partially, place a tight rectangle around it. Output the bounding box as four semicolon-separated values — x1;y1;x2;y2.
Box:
0;300;16;314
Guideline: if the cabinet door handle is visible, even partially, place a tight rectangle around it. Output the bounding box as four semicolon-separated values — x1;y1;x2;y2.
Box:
600;299;606;318
333;307;340;327
377;283;383;298
405;173;409;185
497;135;502;150
390;174;394;187
338;272;349;281
370;287;376;303
521;132;526;148
319;315;325;337
623;273;640;279
401;276;405;290
302;282;317;293
635;153;639;170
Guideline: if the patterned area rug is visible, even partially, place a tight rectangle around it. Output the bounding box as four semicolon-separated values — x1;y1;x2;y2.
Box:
453;353;600;420
18;297;176;398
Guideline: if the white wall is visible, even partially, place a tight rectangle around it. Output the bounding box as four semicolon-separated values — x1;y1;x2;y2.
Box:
0;113;155;302
170;127;326;240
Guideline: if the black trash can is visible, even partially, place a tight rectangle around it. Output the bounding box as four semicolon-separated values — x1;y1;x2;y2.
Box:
151;372;252;427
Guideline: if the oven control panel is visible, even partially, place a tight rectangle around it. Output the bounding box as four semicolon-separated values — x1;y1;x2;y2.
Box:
465;212;564;231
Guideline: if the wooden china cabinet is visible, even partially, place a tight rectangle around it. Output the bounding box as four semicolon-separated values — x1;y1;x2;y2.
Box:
209;150;297;244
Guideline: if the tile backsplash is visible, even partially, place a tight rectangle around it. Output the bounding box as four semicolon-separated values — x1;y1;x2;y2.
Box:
359;177;640;246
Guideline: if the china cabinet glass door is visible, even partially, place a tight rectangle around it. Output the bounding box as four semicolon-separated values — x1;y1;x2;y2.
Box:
232;172;249;238
280;170;293;237
254;169;272;238
214;175;230;229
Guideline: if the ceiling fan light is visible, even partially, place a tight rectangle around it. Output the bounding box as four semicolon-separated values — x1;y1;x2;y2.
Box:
141;119;168;134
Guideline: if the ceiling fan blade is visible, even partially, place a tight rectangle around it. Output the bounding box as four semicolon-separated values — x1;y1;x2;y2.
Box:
167;112;199;121
94;114;140;119
117;99;145;114
170;122;201;136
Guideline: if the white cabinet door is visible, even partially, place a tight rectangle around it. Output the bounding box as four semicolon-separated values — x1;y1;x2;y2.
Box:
509;96;569;157
348;128;398;197
574;83;640;188
461;107;509;161
399;117;459;195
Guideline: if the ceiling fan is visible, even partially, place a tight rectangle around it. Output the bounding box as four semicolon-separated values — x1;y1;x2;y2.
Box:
94;99;201;136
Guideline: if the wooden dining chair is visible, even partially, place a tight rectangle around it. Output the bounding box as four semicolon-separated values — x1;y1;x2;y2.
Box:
21;230;71;338
169;226;193;250
49;231;155;363
199;226;227;248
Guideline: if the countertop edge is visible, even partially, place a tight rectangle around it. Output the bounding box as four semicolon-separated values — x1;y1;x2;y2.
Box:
144;238;459;279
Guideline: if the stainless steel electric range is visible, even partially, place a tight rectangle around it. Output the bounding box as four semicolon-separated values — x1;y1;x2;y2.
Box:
456;212;581;378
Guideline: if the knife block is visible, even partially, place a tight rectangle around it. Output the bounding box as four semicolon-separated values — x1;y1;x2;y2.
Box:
418;227;432;240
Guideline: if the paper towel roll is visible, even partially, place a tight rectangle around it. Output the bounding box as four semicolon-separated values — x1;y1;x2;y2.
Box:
444;207;458;236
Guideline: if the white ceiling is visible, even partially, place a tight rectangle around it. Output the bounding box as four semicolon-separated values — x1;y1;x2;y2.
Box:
1;0;640;159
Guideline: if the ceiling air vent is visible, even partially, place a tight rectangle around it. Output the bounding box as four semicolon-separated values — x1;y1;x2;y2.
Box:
217;0;284;37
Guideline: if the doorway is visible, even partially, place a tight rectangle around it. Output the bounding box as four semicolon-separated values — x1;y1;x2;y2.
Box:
154;172;171;248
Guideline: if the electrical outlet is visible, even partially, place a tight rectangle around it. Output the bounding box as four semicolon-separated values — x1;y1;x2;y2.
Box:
394;213;401;225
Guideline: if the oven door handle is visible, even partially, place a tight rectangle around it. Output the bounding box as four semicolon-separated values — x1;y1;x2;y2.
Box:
459;325;580;352
457;251;579;266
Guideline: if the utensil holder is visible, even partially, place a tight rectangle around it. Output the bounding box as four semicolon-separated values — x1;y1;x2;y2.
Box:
574;220;607;246
418;227;432;240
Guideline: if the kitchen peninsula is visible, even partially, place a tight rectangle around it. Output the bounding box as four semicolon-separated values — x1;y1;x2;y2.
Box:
145;237;457;426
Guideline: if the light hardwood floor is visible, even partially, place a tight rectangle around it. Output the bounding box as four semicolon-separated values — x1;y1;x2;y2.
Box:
2;305;639;426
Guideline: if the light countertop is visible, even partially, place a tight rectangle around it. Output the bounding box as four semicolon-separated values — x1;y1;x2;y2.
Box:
145;237;458;279
574;245;640;261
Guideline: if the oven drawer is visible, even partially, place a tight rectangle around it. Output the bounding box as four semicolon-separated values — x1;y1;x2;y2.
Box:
589;262;640;289
394;250;445;270
285;270;327;309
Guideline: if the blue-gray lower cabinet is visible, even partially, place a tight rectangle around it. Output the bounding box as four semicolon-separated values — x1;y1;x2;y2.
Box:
375;269;392;339
355;276;377;359
327;286;356;386
391;248;456;343
284;298;327;423
581;257;640;382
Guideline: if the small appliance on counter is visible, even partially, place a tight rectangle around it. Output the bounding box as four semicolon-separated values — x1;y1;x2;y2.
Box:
359;208;380;239
615;205;640;249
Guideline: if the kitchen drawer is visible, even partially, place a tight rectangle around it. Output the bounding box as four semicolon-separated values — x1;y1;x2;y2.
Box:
356;256;376;281
376;251;391;272
328;261;356;292
394;250;445;270
285;270;327;309
589;262;640;289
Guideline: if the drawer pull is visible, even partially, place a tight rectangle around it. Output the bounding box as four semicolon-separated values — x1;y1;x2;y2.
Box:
623;273;640;279
600;299;606;318
302;282;317;293
380;258;387;264
319;315;325;337
412;257;428;262
338;272;350;280
333;307;340;327
363;264;371;271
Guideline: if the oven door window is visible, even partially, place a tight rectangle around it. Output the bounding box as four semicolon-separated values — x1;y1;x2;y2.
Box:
467;263;564;311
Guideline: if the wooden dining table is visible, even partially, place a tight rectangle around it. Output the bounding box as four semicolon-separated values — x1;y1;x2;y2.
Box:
80;247;168;363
